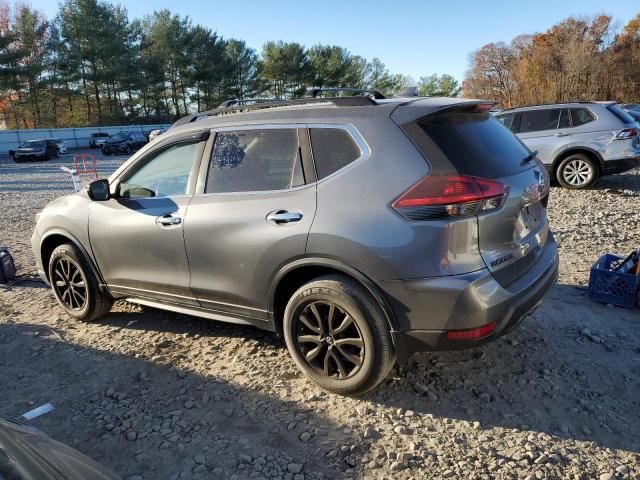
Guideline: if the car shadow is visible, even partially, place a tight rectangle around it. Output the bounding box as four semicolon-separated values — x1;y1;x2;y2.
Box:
364;283;640;454
594;170;640;193
1;322;359;480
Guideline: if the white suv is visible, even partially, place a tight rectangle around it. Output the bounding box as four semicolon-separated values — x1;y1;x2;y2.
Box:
495;102;640;189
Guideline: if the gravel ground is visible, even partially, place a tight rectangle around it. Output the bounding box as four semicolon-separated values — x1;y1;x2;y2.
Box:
1;152;639;480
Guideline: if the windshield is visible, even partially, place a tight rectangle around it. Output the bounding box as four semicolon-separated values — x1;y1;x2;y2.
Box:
93;133;108;138
110;134;125;141
22;140;45;149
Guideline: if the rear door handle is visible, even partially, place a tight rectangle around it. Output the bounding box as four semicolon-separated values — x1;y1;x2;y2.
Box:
156;213;182;226
555;132;571;137
266;210;303;225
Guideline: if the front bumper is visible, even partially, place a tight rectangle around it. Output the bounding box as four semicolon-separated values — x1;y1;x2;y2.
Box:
385;238;559;355
602;156;640;175
30;229;48;285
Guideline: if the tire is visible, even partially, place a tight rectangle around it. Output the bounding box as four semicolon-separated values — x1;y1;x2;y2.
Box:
48;243;112;321
283;274;395;395
556;153;598;189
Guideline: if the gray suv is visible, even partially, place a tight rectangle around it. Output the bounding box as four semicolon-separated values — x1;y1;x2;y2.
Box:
31;94;559;395
495;102;640;189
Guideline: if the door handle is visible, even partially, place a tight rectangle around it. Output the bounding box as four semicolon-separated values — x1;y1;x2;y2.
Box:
266;210;303;225
555;132;571;137
156;213;182;226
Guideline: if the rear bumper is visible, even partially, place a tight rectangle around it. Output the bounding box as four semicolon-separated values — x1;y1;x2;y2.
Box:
602;156;640;175
385;237;559;355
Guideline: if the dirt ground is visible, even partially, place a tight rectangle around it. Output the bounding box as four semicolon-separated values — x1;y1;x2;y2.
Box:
1;152;639;480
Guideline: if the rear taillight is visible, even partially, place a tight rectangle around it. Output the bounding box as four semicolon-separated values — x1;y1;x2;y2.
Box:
615;128;638;140
391;175;508;221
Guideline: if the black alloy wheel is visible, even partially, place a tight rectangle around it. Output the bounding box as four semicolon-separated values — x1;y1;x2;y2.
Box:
294;301;365;379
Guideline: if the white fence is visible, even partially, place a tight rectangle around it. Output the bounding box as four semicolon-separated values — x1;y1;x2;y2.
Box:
0;124;171;154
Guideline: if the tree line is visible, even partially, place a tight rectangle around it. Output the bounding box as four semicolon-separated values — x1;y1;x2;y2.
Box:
0;0;460;129
463;14;640;108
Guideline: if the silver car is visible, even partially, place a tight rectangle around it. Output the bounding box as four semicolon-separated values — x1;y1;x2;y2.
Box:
31;94;558;394
495;102;640;189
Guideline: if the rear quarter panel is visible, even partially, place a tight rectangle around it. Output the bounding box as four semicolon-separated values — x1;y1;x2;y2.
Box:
306;116;485;281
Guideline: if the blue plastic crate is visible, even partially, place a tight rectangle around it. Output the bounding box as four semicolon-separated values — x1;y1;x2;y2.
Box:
588;253;640;308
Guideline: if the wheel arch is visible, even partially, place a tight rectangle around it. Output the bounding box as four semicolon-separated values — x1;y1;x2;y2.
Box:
40;230;105;287
268;258;401;340
552;147;603;181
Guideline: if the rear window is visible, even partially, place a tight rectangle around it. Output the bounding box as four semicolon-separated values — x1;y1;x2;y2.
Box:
415;112;530;177
570;108;595;127
607;104;635;124
309;128;361;179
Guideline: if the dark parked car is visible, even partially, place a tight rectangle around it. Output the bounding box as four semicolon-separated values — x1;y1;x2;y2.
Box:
101;131;147;155
32;91;558;395
12;139;59;162
89;132;109;148
0;417;119;479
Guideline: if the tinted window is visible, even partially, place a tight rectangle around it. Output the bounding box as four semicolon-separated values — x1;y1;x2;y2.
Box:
119;141;200;198
309;128;361;179
559;109;571;128
519;109;561;132
495;113;515;130
416;112;530;177
206;129;302;193
570;108;595;127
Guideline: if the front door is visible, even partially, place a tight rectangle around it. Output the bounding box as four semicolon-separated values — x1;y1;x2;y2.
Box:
184;126;316;322
89;138;206;305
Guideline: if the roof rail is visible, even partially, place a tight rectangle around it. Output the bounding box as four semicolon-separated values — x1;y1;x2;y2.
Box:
218;98;287;108
304;87;386;100
500;101;596;112
171;96;377;128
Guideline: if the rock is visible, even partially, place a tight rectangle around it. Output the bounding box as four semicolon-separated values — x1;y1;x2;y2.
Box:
599;473;615;480
184;400;195;409
287;463;303;474
364;427;376;439
106;387;115;397
615;465;629;475
238;454;252;463
299;432;312;442
393;425;407;435
194;454;206;464
126;431;137;441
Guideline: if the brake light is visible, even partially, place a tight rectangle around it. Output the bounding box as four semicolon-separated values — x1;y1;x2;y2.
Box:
615;128;638;140
391;175;508;221
447;321;496;341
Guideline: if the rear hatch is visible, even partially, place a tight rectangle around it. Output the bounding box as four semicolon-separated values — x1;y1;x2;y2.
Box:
396;101;551;287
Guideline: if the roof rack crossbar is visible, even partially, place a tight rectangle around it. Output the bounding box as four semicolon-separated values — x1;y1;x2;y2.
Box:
171;96;377;128
305;87;386;100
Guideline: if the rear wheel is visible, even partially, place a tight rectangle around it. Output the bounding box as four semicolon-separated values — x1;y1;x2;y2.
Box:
556;154;598;189
283;275;395;395
48;243;112;321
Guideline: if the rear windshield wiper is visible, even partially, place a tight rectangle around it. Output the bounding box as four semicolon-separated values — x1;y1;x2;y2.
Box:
522;150;538;164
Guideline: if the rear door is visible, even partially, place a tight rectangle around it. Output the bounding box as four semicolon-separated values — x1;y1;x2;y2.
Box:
411;108;552;287
515;108;565;165
183;125;316;322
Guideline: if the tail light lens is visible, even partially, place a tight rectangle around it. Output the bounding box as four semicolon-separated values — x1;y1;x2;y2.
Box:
391;175;508;221
447;321;496;341
615;128;638;140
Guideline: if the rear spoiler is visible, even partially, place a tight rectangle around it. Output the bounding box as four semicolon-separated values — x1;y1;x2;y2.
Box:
391;99;497;125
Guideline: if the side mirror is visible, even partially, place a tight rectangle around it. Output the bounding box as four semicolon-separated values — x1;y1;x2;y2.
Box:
87;179;111;201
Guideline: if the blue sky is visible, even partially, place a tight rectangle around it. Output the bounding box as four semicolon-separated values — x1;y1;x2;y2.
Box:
31;0;638;82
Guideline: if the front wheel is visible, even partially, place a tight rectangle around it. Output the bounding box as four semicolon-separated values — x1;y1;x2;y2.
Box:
283;275;395;395
48;243;113;321
556;154;598;189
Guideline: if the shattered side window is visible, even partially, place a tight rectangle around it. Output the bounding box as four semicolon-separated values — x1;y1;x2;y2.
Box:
205;129;303;193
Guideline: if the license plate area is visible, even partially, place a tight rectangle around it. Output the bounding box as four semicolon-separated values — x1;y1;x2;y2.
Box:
514;201;545;240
